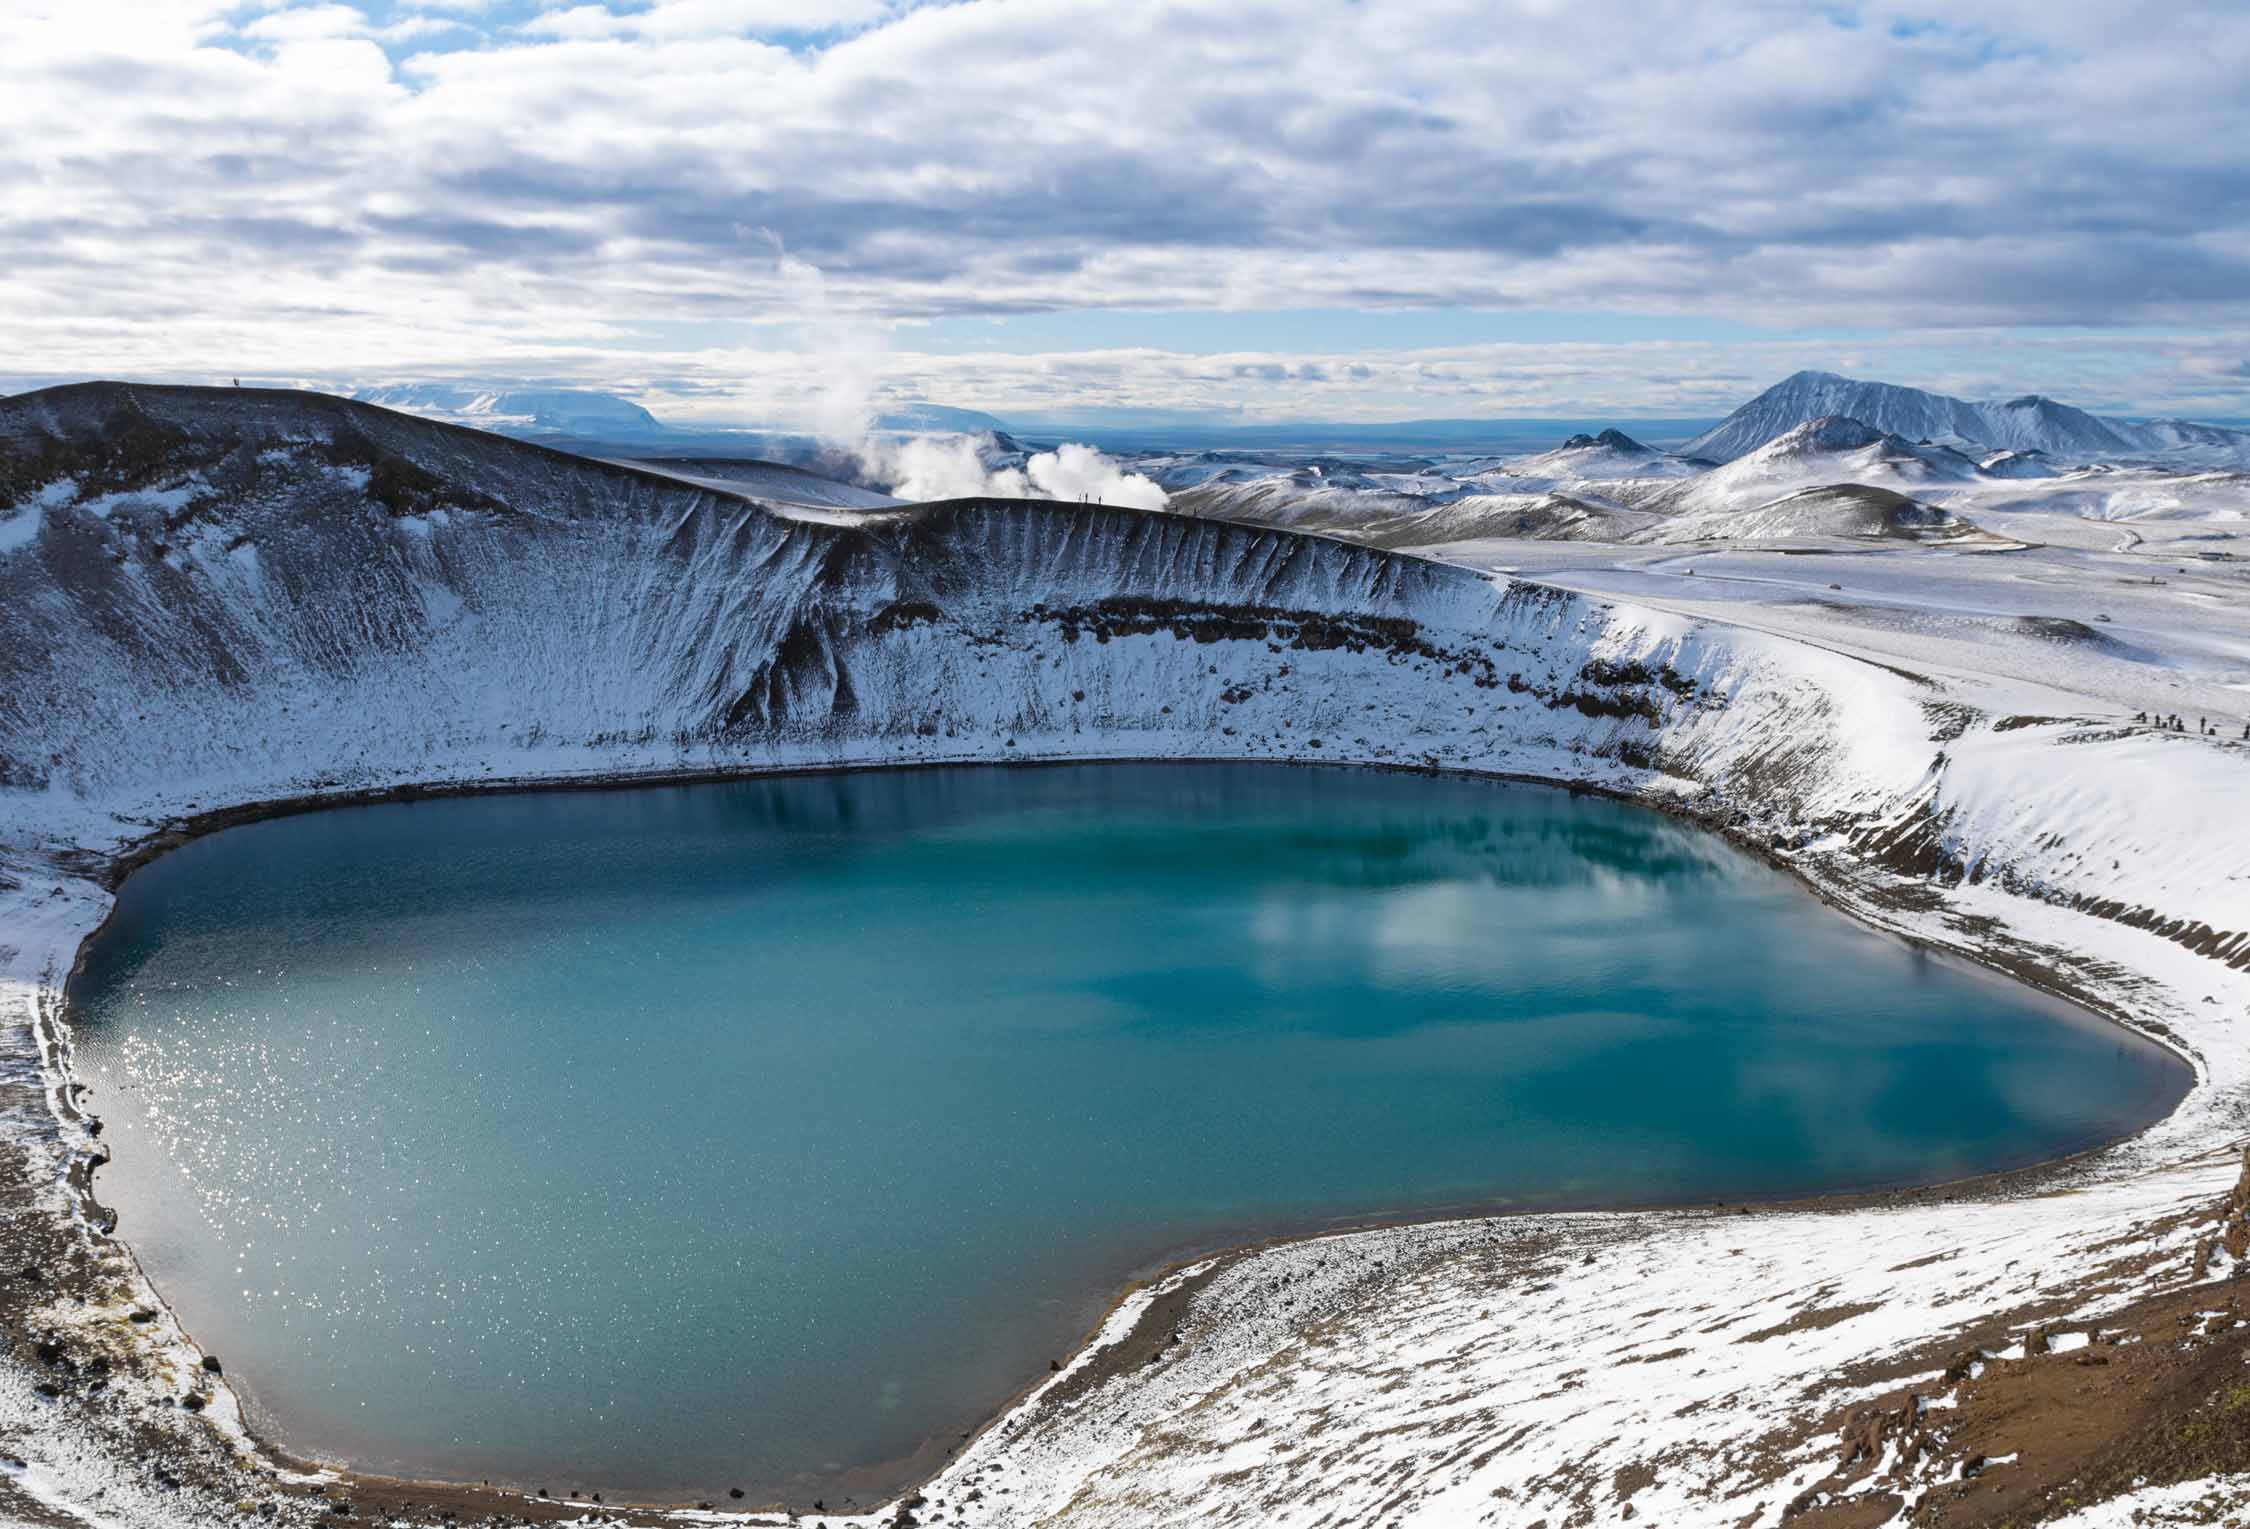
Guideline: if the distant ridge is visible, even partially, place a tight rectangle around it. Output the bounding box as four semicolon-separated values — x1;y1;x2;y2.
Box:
353;385;668;439
1557;428;1652;453
1684;371;2250;465
872;402;1011;435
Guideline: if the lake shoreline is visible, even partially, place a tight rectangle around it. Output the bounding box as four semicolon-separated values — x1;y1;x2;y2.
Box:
6;467;2241;1524
42;750;2201;1517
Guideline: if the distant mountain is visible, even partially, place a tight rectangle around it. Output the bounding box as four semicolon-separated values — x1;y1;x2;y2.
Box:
873;402;1011;435
348;390;1018;447
1684;373;2129;461
355;385;667;439
1561;428;1651;453
2130;417;2250;457
1684;371;2250;465
1487;428;1702;485
999;417;1721;454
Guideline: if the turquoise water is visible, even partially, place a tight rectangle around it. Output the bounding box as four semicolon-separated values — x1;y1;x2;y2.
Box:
71;765;2185;1503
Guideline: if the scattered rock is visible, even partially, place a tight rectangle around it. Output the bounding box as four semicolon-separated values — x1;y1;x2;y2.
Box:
1839;1407;1890;1466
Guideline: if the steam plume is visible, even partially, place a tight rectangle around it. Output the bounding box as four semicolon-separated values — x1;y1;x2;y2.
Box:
767;243;1166;510
872;433;1168;509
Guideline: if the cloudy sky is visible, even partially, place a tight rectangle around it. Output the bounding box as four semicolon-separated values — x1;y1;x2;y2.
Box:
6;0;2249;427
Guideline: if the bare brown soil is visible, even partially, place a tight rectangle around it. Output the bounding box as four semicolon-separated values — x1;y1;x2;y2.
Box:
1780;1161;2250;1526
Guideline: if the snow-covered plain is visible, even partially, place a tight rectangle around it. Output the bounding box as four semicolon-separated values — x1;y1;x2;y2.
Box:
1133;371;2250;573
2;381;2249;1527
1142;421;2250;558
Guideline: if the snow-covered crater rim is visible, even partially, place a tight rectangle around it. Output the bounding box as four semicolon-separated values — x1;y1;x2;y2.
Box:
4;385;2246;1522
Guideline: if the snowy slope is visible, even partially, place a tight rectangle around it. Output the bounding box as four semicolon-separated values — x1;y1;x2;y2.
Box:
1150;441;1694;547
3;382;2249;1528
1643;482;1981;544
1641;415;1986;519
1977;447;2065;479
1396;491;1663;544
1157;463;1444;536
617;454;904;513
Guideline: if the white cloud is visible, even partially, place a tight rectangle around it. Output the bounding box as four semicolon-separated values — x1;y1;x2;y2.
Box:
3;0;2250;417
239;4;369;41
379;15;476;42
520;0;889;38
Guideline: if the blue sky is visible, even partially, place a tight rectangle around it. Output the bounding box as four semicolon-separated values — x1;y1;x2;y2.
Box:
6;0;2250;428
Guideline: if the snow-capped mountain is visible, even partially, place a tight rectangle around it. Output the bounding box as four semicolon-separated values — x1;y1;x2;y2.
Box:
1683;371;2250;465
